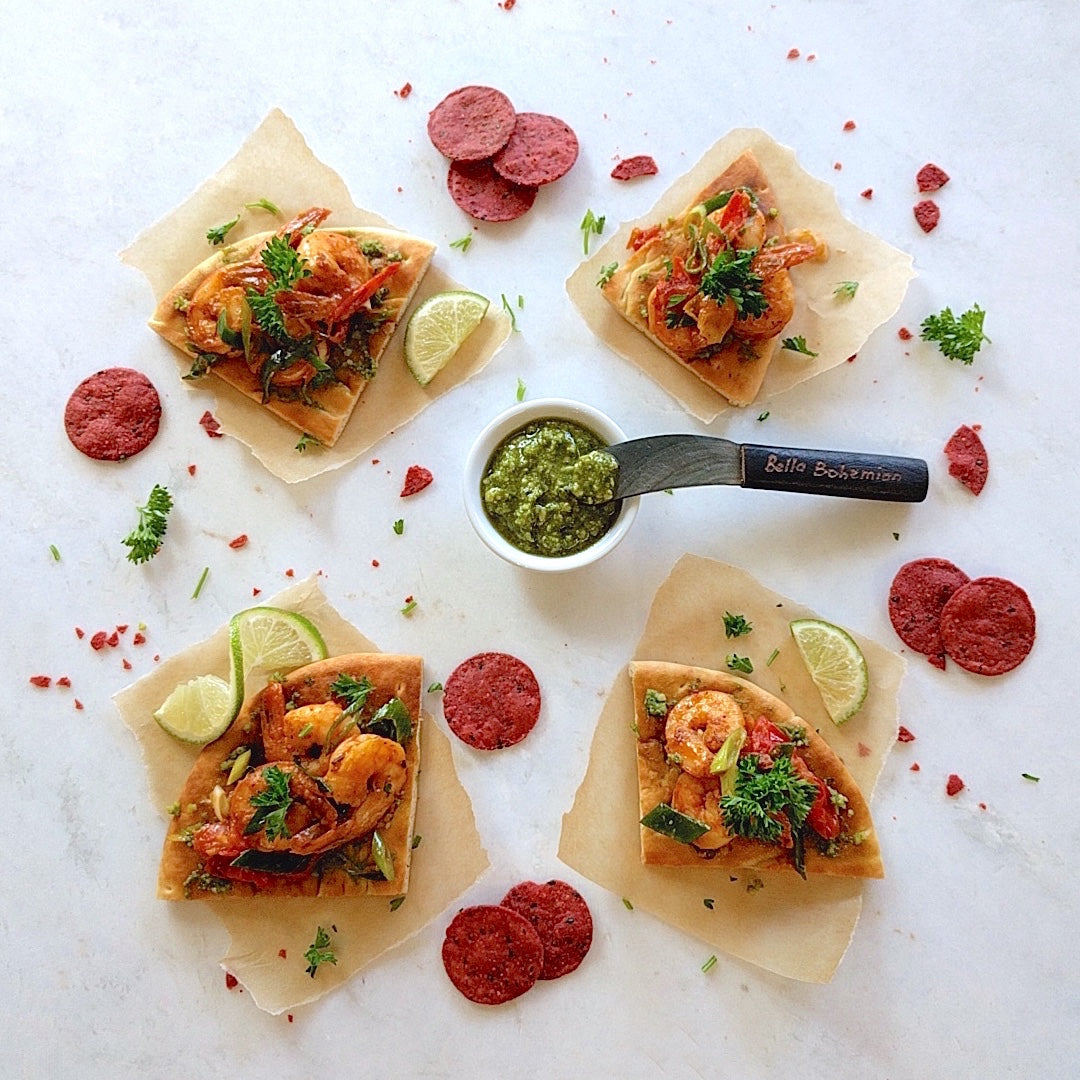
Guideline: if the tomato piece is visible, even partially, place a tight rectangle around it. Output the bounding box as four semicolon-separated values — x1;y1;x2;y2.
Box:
744;714;791;759
627;223;661;252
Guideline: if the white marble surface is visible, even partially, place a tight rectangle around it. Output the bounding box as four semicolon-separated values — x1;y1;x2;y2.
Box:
2;1;1077;1076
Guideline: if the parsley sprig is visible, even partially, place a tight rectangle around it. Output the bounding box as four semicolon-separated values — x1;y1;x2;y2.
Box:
700;248;768;317
304;925;338;978
246;235;311;341
330;673;374;716
920;304;990;364
122;484;173;564
720;754;816;846
781;335;818;357
723;611;753;638
243;765;294;841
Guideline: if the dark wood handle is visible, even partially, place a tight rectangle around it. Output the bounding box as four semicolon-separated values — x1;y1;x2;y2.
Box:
741;443;928;502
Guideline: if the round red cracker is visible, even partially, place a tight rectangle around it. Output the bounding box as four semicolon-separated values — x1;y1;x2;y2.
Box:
492;112;579;186
447;160;537;222
427;85;517;162
443;651;541;750
944;425;988;495
64;367;161;461
888;558;971;669
441;904;543;1005
939;576;1036;676
500;880;593;980
611;154;659;181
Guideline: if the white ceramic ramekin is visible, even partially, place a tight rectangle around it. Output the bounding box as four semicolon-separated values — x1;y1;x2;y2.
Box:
463;398;639;572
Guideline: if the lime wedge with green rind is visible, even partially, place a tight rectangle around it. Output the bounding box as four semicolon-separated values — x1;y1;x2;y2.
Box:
789;617;869;725
404;290;489;386
153;674;240;744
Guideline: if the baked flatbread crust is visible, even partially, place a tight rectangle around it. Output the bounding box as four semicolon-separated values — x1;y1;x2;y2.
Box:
150;227;435;446
601;150;808;407
630;660;883;878
159;653;422;900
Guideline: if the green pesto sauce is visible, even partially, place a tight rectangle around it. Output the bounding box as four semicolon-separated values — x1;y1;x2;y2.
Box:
481;419;621;557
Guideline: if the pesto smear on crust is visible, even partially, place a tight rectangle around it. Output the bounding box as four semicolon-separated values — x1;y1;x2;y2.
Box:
481;418;620;557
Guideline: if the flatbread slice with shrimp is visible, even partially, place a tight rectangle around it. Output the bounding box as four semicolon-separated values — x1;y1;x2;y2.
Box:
158;653;423;900
630;660;883;878
149;226;435;447
601;150;810;407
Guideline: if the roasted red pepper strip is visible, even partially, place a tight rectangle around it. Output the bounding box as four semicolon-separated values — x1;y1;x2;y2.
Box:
330;262;401;324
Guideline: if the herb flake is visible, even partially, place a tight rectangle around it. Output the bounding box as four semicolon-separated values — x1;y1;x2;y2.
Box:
122;484;173;564
920;304;990;364
304;925;337;978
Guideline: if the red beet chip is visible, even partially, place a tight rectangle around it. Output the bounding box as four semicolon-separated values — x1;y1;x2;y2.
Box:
914;199;940;233
946;773;965;796
491;112;579;186
897;726;916;743
916;163;950;192
441;904;543;1005
400;464;433;497
500;880;593;980
443;651;541;750
888;558;971;669
427;85;517;162
940;577;1036;676
199;410;223;438
64;367;161;461
611;154;659;181
944;425;988;496
447;160;537;222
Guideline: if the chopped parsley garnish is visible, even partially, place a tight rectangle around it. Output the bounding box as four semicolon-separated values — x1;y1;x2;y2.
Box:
723;611;753;638
580;209;606;254
389;896;406;912
246;235;311;341
426;682;443;694
596;261;618;287
757;411;770;422
720;754;816;847
295;433;322;453
833;280;859;299
703;898;715;910
920;304;989;364
244;197;280;215
449;233;473;253
1021;772;1040;782
400;598;418;616
304;925;338;978
515;377;526;402
725;653;753;674
501;292;519;332
330;672;374;716
781;335;818;357
206;215;240;246
700;247;767;317
392;518;405;535
766;648;780;667
243;765;294;841
701;954;718;974
49;544;61;561
122;484;173;564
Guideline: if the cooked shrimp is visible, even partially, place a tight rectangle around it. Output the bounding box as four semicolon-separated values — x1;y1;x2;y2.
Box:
294;231;371;296
671;773;733;850
646;261;707;358
665;690;746;778
684;292;736;346
732;268;796;343
185;261;269;355
261;699;344;768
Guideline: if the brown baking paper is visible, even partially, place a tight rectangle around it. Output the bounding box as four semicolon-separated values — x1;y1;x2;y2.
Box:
121;108;512;482
114;576;489;1013
558;555;904;983
567;129;915;421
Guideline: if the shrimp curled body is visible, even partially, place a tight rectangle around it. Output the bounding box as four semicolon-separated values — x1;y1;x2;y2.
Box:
664;690;746;778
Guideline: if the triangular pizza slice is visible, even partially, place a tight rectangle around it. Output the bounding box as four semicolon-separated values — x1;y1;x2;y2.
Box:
159;653;422;900
601;150;825;407
630;660;883;878
150;208;435;446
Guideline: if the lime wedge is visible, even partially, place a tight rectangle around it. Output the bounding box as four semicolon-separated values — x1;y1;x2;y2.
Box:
228;606;328;700
404;290;489;386
789;618;869;725
153;674;240;744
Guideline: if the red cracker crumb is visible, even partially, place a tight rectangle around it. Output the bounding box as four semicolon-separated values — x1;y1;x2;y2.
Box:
29;675;51;688
133;632;146;646
401;464;434;497
857;742;871;757
285;569;295;578
57;676;71;687
74;700;84;711
394;82;412;98
229;535;249;549
107;631;120;648
122;658;132;671
897;725;916;743
898;327;913;340
807;53;816;61
154;654;161;662
225;972;238;990
846;354;858;363
910;762;920;772
500;0;516;8
843;120;856;131
199;411;223;438
187;464;197;476
75;627;85;639
916;163;950;192
946;774;965;796
979;802;987;811
914;199;940;233
860;188;873;199
372;560;380;567
833;162;842;170
90;631;108;651
287;1015;294;1023
787;47;800;58
117;624;128;634
252;587;261;596
278;949;287;959
372;459;380;465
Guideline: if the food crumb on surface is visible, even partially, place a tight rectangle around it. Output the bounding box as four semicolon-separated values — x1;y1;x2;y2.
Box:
910;762;920;772
897;725;916;743
29;675;51;688
843;120;856;131
916;162;950;192
787;47;800;58
229;534;249;549
898;326;912;340
914;199;940;232
394;82;412;98
946;773;965;796
860;187;873;198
